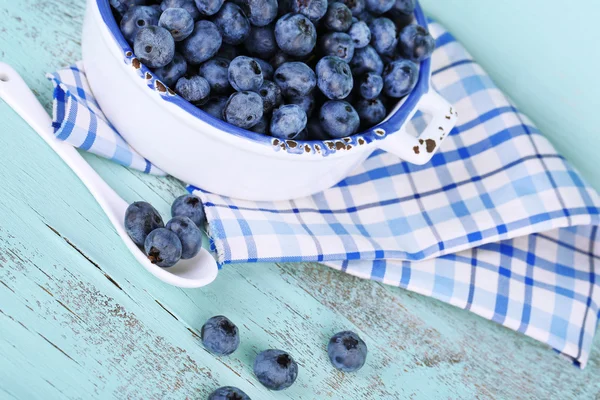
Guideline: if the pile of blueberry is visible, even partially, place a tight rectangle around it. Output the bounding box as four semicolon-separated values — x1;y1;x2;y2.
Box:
200;314;368;397
124;194;205;267
110;0;435;140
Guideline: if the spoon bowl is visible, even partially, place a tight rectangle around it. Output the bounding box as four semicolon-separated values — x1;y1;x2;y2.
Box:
0;62;219;288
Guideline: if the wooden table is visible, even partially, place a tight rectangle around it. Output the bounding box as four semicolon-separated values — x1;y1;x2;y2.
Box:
1;1;599;399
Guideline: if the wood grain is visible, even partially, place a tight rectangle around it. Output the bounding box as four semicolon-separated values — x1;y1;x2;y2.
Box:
1;1;600;399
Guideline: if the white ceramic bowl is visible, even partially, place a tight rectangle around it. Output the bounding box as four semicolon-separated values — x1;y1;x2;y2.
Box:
82;0;458;201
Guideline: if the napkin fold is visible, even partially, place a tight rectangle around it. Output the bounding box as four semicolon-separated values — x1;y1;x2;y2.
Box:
48;21;600;367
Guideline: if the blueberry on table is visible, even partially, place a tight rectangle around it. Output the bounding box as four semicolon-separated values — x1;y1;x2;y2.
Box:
144;228;182;268
286;93;316;118
270;104;308;140
337;0;366;16
213;2;251;45
359;71;383;99
125;201;164;247
175;75;211;104
350;45;384;75
327;331;367;372
274;62;316;98
364;0;395;15
201;316;240;356
382;58;418;98
171;194;206;227
253;349;298;391
348;21;371;49
258;80;283;113
369;17;397;55
180;20;222;64
244;26;278;59
208;386;251;400
320;32;355;63
223;91;264;129
158;7;194;41
274;13;317;57
398;24;436;62
193;0;225;16
323;2;353;32
161;0;202;20
290;0;328;22
153;52;187;87
316;56;353;100
199;57;232;94
235;0;278;27
355;97;387;126
319;100;360;138
228;56;264;92
120;5;160;43
166;216;202;259
201;96;229;120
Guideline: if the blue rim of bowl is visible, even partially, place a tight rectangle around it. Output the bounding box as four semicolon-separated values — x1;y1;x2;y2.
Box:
96;0;431;157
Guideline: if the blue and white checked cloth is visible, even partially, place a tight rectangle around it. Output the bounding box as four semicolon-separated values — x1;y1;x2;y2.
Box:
48;21;600;367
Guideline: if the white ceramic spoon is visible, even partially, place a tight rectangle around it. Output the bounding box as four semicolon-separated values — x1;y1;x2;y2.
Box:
0;63;218;288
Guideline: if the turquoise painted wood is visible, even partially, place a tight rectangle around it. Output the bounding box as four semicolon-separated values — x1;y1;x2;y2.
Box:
420;0;600;191
0;1;600;399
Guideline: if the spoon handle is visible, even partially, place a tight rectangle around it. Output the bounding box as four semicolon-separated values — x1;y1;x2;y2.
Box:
0;63;127;218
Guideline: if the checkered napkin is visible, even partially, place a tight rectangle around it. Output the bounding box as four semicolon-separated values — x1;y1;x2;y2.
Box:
48;22;600;367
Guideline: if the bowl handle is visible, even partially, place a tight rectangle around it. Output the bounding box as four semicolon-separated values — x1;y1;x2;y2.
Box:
377;90;458;165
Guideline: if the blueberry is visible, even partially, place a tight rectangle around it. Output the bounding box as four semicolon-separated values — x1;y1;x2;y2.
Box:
316;56;353;100
166;216;202;259
201;96;229;120
320;32;355;63
224;91;264;128
258;80;283;113
194;0;225;16
327;331;367;372
355;97;386;126
390;0;415;16
134;26;175;68
234;0;278;27
359;71;383;99
290;0;328;22
270;104;307;139
144;228;182;268
199;57;232;94
244;25;277;58
120;5;160;43
364;0;394;15
382;58;418;97
355;10;375;25
398;24;436;62
162;0;201;20
369;17;397;55
158;7;194;41
175;75;211;104
201;316;240;356
255;58;274;80
307;116;331;140
250;115;270;134
337;0;365;16
274;13;317;57
181;20;222;64
323;2;352;32
350;45;383;74
270;51;292;70
286;93;315;118
153;52;187;87
348;21;371;48
319;100;359;138
208;387;250;400
213;3;250;45
253;349;298;391
274;62;316;98
111;0;147;17
216;43;240;61
228;56;264;92
125;202;164;246
171;194;206;227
